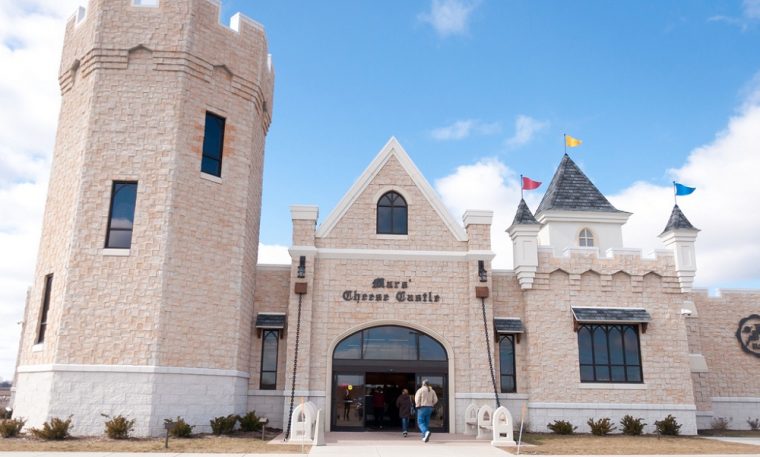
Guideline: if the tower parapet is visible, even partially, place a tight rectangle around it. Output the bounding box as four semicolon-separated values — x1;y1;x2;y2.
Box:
14;0;274;436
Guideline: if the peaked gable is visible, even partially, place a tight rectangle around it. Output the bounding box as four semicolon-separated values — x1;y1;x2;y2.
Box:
316;137;468;242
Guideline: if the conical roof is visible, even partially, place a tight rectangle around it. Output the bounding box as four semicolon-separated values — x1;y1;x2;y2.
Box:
536;154;625;215
660;204;698;235
511;198;539;226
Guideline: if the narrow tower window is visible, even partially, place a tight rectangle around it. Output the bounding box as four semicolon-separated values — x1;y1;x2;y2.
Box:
579;228;594;247
376;191;407;235
36;274;53;344
260;330;279;389
499;334;516;392
201;112;226;177
105;181;138;249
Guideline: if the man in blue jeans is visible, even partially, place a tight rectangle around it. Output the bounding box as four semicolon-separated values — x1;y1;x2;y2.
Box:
414;379;438;442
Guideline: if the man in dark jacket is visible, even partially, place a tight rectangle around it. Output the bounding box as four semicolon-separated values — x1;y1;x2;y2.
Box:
395;388;414;437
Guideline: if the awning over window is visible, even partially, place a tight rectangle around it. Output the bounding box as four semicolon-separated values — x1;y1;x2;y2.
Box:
494;318;524;334
255;312;286;329
571;307;651;324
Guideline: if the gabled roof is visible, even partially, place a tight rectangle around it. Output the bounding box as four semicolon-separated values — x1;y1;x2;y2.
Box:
571;307;651;324
315;137;468;241
660;204;699;235
511;198;539;226
536;154;625;215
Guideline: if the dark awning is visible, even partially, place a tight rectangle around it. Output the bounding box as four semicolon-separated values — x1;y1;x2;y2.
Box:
571;307;651;324
255;313;286;329
494;318;524;334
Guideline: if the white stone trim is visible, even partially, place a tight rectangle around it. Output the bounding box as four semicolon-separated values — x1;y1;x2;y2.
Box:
290;205;318;221
102;248;130;256
689;354;708;373
31;343;44;352
200;172;222;184
375;234;409;240
529;401;695;411
132;0;159;7
315;137;468;242
536;209;632;224
462;210;493;226
16;363;249;378
455;392;529;400
578;383;648;390
229;12;265;33
256;264;290;271
712;397;760;403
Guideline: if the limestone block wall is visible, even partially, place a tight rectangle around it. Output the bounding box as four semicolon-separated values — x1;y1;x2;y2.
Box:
691;289;760;429
522;249;697;434
492;272;528;394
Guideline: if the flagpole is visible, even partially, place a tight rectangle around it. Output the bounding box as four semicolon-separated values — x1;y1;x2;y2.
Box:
520;175;524;200
673;181;677;206
563;133;566;155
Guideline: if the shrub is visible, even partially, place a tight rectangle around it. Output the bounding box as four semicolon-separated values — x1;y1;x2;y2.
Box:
103;414;135;439
655;414;681;436
164;417;193;438
587;417;616;436
239;411;263;432
30;416;73;440
547;419;576;435
745;417;760;431
620;415;646;436
1;409;12;420
711;416;731;432
209;414;238;435
0;418;26;438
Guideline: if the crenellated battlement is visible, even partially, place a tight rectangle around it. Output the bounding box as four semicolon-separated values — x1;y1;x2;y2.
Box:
60;0;273;127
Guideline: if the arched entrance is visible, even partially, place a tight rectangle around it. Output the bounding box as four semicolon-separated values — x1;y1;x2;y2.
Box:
331;325;449;432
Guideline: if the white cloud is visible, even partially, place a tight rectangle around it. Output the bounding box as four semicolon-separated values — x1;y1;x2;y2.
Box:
418;0;480;37
505;115;548;148
435;158;542;269
611;78;760;287
258;243;291;264
430;119;500;141
0;0;82;381
744;0;760;19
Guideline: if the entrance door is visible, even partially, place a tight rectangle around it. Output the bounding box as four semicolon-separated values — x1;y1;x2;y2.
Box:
331;325;449;432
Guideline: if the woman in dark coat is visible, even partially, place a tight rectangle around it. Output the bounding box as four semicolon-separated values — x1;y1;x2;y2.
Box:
395;388;414;437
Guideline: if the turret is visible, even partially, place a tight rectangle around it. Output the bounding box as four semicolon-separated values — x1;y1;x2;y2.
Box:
658;205;699;292
507;199;541;289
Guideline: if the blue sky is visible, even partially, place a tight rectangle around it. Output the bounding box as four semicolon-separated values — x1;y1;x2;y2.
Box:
1;0;760;380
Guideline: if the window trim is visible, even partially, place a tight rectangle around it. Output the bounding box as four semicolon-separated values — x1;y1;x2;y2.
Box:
105;181;138;249
200;111;226;178
376;190;408;235
578;227;595;247
259;329;279;390
36;273;53;344
499;334;516;393
577;323;643;384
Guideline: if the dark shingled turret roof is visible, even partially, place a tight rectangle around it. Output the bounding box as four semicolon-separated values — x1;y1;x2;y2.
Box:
660;204;698;235
511;198;539;226
536;154;625;215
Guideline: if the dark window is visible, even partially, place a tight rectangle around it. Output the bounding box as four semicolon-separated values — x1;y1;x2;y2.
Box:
36;274;53;344
499;335;516;392
201;112;225;177
578;324;642;383
260;330;279;390
333;325;447;361
376;191;407;235
105;181;138;249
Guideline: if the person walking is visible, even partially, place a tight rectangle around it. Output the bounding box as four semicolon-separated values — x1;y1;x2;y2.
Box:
414;379;438;442
395;388;414;437
371;388;385;429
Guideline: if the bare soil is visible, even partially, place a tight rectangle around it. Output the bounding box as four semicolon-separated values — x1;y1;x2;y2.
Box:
504;433;760;455
0;431;310;453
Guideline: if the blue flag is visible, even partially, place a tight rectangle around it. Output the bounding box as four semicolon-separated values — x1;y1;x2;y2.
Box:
674;182;696;196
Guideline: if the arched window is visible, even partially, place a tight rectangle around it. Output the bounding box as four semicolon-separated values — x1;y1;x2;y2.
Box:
333;325;447;361
376;191;407;235
579;228;594;247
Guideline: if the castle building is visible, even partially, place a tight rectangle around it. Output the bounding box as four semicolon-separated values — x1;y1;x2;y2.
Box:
12;0;760;438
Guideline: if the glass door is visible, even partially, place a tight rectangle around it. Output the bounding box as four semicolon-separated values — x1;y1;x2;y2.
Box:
415;374;448;432
332;372;366;430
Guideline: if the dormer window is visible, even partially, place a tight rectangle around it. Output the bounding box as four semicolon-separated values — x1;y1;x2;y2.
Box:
377;191;407;235
579;228;594;247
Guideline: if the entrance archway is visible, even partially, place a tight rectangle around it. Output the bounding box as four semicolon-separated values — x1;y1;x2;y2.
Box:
330;324;450;432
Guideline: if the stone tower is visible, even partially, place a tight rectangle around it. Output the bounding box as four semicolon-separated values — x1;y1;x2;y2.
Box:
13;0;273;436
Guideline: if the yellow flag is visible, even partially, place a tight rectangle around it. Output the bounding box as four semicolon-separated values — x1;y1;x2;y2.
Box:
565;134;582;148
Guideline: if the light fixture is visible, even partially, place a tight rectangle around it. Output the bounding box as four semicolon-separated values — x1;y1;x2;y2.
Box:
478;260;487;283
297;256;306;279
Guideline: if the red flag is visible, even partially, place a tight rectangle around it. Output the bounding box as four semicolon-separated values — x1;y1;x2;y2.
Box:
521;176;541;190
